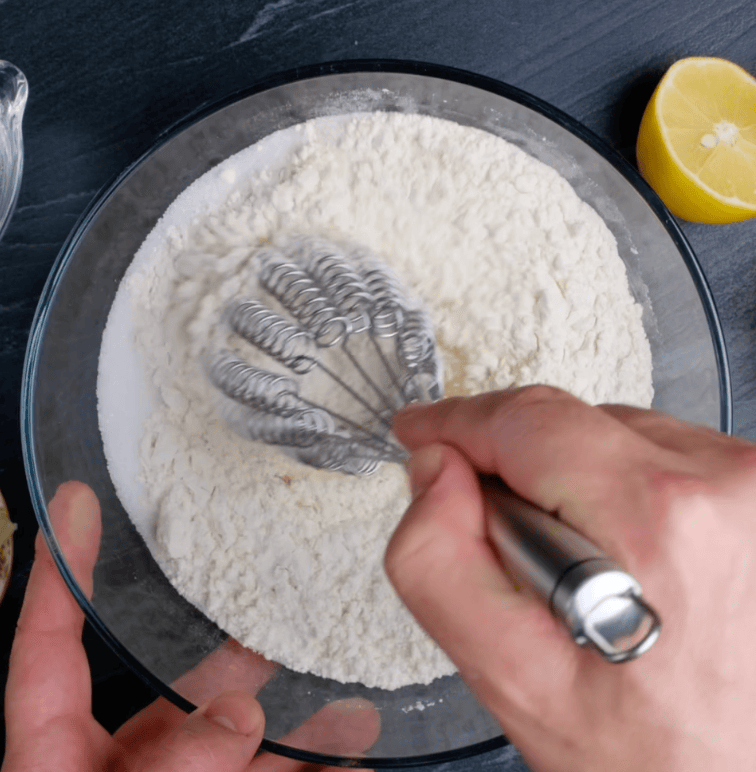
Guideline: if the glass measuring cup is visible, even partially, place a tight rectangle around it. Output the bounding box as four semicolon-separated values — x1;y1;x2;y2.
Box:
0;61;28;241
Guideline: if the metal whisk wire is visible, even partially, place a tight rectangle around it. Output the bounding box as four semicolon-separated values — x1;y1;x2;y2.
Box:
350;248;408;337
259;251;402;414
223;302;316;374
224;300;394;429
206;350;303;410
210;354;408;463
302;248;373;333
206;238;443;475
303;247;408;399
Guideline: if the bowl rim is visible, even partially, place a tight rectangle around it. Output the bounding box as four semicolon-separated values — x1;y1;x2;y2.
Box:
21;58;733;768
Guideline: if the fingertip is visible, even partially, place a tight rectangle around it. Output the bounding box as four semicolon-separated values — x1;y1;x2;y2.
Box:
48;482;101;552
262;697;381;761
318;698;382;754
406;443;445;500
51;480;97;507
392;398;462;448
198;691;265;739
146;691;263;771
392;401;433;442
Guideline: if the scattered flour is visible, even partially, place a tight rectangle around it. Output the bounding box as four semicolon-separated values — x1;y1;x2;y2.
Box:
98;111;653;690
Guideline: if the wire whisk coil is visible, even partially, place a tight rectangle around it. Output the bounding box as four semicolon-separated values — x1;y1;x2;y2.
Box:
397;308;436;369
226;404;336;448
259;253;351;347
206;237;443;475
225;300;316;374
354;260;407;337
207;350;302;411
304;250;374;334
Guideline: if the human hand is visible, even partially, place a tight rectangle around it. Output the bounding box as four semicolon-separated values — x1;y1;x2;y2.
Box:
3;482;380;771
385;387;756;772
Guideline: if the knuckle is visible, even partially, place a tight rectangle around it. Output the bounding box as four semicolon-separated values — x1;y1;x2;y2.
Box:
507;383;573;409
492;384;578;429
727;444;756;475
645;467;712;514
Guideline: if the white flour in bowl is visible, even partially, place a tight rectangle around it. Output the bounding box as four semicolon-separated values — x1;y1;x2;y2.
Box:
98;111;653;690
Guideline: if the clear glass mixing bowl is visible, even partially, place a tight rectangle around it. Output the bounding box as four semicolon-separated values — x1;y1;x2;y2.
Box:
21;61;731;767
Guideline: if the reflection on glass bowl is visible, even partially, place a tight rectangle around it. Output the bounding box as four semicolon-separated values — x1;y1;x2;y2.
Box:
21;61;731;768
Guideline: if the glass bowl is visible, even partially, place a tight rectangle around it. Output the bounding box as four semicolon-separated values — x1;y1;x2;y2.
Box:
21;61;731;767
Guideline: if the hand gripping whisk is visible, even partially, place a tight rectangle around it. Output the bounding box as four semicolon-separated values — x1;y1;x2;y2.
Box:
206;237;661;663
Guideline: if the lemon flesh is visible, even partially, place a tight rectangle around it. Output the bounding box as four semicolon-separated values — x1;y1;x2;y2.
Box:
636;57;756;224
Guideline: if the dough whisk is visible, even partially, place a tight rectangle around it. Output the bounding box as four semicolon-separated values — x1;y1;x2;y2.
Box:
206;237;661;664
207;238;441;475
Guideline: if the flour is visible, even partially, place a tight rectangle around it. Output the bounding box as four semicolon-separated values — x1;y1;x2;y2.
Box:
100;111;653;690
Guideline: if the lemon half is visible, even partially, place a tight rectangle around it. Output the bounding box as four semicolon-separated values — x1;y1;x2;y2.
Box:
636;57;756;223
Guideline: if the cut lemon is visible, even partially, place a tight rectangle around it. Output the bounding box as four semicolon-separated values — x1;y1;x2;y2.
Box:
636;57;756;223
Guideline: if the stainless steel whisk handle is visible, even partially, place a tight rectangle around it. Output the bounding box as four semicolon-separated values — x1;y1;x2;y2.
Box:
480;476;661;663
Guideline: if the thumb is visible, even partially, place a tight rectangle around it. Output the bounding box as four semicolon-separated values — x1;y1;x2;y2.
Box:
137;691;264;772
385;443;574;720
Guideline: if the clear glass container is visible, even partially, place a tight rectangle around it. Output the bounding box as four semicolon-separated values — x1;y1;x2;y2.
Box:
21;61;731;767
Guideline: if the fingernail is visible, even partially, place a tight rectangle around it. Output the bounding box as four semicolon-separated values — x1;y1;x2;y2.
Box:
66;486;99;550
326;697;374;714
207;711;238;732
393;401;429;425
397;400;431;415
200;693;263;736
407;444;445;500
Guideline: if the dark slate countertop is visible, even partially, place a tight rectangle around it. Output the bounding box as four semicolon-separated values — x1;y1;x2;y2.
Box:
1;0;755;768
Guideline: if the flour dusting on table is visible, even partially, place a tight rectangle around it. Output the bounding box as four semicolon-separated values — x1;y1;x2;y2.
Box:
100;111;653;689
